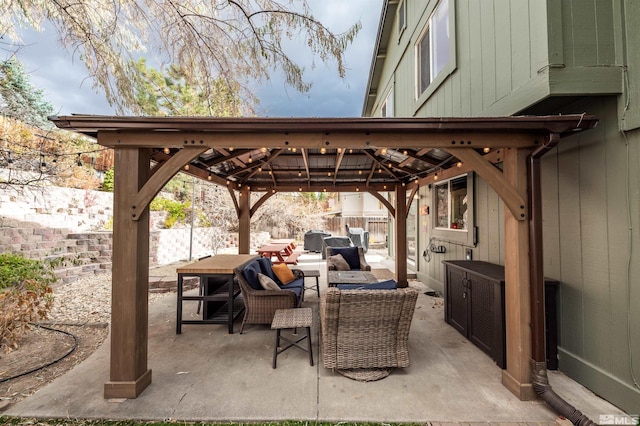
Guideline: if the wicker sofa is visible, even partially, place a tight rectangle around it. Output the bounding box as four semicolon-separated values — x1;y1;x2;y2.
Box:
320;286;419;380
234;257;305;334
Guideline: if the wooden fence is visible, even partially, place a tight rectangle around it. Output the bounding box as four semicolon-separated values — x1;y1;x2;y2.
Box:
322;216;388;247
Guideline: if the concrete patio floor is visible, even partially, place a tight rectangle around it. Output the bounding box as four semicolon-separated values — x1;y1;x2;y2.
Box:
5;251;627;423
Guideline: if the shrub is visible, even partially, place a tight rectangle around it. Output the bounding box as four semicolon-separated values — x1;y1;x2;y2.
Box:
0;254;56;352
0;253;57;291
150;197;191;228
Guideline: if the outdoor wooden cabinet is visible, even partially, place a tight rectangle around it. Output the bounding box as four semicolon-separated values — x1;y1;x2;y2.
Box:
442;260;558;370
443;260;507;368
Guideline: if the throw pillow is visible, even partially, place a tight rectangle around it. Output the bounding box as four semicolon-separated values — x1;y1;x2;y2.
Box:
272;263;295;284
258;273;281;291
329;253;351;271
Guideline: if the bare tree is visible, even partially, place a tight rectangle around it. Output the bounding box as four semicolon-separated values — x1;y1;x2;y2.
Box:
1;0;361;114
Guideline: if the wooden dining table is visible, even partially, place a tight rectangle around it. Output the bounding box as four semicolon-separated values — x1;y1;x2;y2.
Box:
175;254;257;334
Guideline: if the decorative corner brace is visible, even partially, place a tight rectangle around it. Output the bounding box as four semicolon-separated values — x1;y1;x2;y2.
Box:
445;147;527;221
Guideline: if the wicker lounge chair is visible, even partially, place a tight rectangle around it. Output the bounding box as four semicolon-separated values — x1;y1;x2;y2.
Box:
320;286;419;380
325;246;371;275
234;258;304;333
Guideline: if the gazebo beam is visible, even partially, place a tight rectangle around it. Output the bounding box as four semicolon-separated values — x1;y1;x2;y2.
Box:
394;183;408;287
501;147;535;400
98;130;540;149
104;147;152;399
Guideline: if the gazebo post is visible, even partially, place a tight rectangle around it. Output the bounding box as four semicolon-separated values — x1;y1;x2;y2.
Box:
394;183;408;287
238;185;251;254
501;147;535;400
104;147;152;399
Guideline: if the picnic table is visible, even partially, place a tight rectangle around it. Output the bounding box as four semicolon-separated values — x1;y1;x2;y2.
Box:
256;240;300;264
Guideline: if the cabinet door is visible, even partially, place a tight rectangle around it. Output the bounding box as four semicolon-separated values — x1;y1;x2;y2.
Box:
468;275;497;359
446;267;468;336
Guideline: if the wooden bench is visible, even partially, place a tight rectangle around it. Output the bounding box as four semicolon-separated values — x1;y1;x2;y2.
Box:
283;251;301;265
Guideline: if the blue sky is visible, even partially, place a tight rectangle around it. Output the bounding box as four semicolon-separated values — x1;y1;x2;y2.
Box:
11;0;383;118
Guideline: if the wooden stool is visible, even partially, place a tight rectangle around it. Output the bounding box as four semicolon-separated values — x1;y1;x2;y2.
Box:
271;308;313;369
303;269;320;297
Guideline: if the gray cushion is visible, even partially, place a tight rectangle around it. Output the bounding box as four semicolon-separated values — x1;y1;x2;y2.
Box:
258;273;281;291
328;253;351;271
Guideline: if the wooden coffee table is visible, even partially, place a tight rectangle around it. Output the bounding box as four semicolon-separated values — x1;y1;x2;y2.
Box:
327;270;378;287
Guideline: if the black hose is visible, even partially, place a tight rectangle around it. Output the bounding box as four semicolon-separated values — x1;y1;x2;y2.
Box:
0;323;78;383
531;360;597;426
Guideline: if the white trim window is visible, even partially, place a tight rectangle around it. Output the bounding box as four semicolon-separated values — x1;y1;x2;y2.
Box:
434;174;467;231
381;89;394;117
416;0;451;97
398;0;407;38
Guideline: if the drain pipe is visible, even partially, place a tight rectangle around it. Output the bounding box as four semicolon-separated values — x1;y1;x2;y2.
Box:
528;133;596;425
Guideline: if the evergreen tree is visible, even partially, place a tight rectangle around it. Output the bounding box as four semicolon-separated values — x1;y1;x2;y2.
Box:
0;58;55;129
132;59;245;117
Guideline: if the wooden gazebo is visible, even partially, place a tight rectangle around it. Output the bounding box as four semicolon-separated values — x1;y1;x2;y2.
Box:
51;114;597;401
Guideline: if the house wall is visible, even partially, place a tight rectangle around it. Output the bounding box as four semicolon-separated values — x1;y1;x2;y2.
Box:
540;96;640;412
370;0;639;412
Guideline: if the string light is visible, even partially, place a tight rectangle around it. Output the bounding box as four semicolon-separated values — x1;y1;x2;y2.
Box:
207;172;212;181
163;147;170;154
381;148;388;155
261;147;267;152
457;161;463;168
358;170;362;175
483;147;491;153
298;171;302;177
320;147;327;154
299;187;302;192
292;147;297;153
184;164;190;170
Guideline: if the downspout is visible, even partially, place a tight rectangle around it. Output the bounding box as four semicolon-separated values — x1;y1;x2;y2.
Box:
528;133;596;425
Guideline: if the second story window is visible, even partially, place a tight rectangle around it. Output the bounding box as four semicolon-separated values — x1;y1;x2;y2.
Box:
398;0;407;38
416;0;451;97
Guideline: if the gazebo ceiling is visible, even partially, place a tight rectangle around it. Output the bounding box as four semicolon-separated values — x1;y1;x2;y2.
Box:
51;115;598;192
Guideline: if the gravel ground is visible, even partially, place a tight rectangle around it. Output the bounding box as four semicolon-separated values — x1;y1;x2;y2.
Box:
48;272;166;324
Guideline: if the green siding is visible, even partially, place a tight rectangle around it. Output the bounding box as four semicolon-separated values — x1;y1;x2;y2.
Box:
541;97;640;411
367;0;640;411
